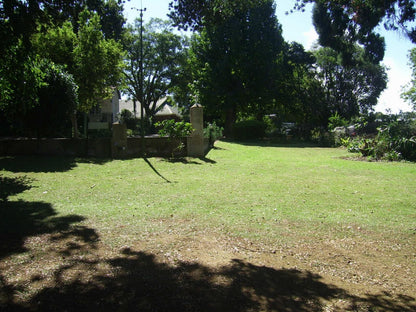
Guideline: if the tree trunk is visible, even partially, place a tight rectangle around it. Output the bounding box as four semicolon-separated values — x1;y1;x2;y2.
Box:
224;107;236;138
71;111;79;139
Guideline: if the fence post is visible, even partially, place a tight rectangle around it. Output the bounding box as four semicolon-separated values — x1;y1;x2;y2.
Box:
187;104;204;157
111;123;127;158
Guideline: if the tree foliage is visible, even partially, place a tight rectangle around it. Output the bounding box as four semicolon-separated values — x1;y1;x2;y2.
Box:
275;42;327;132
26;61;79;137
170;0;416;45
33;10;123;113
0;0;125;137
401;48;416;110
313;46;387;121
74;10;124;113
296;0;416;43
183;0;285;135
32;10;123;115
123;18;187;122
311;1;386;65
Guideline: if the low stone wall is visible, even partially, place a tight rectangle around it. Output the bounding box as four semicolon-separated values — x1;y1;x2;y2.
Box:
0;137;210;158
115;137;188;158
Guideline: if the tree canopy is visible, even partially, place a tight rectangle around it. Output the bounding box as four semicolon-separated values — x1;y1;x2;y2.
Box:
170;0;416;44
123;18;187;122
0;0;412;139
313;46;388;119
294;0;416;42
1;2;124;137
180;0;285;135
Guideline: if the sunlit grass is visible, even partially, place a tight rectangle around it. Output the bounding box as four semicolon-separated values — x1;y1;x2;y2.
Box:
2;141;415;247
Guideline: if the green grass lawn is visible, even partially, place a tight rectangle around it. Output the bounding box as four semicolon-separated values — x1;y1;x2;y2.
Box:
1;140;416;311
2;140;415;244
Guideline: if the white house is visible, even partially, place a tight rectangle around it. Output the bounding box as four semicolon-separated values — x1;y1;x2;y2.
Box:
118;97;182;122
88;91;182;130
88;89;121;130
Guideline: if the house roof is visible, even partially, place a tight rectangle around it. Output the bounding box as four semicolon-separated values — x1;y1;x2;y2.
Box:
119;97;181;117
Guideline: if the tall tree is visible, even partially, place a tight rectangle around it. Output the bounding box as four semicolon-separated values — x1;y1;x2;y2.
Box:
169;0;415;67
0;0;125;136
313;46;388;121
185;0;285;135
123;18;187;123
275;42;328;133
24;61;79;138
31;10;124;137
74;10;124;113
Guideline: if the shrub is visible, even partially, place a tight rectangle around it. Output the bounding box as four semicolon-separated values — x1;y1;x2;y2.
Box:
376;118;416;161
346;137;363;153
311;128;334;147
155;120;194;156
118;109;138;130
346;117;416;161
328;112;348;131
262;115;276;134
332;127;349;146
233;120;266;140
155;120;193;139
204;122;223;146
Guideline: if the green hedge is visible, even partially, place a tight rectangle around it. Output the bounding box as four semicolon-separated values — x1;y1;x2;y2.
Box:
233;120;266;140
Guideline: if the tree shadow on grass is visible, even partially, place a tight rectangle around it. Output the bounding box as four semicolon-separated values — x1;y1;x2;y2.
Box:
0;156;77;173
12;251;342;312
144;158;172;183
161;157;217;165
0;174;98;260
1;176;414;311
145;156;216;182
1;247;414;311
0;175;33;201
0;156;111;173
0;200;97;260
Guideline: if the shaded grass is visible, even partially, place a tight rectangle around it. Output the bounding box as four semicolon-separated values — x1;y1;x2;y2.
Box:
1;141;415;246
1;141;416;311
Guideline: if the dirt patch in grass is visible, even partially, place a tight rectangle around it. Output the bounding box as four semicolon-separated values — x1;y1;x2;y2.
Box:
1;219;415;312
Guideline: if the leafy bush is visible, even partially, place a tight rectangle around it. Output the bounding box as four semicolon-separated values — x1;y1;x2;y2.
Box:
311;128;334;147
233;120;266;140
379;119;416;161
155;120;193;139
328;112;348;131
332;127;349;146
155;120;194;156
262;115;276;134
345;137;362;153
118;109;138;130
339;137;351;147
346;117;416;161
204;122;223;145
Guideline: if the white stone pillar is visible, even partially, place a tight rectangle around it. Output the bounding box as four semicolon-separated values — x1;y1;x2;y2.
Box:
187;104;204;157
